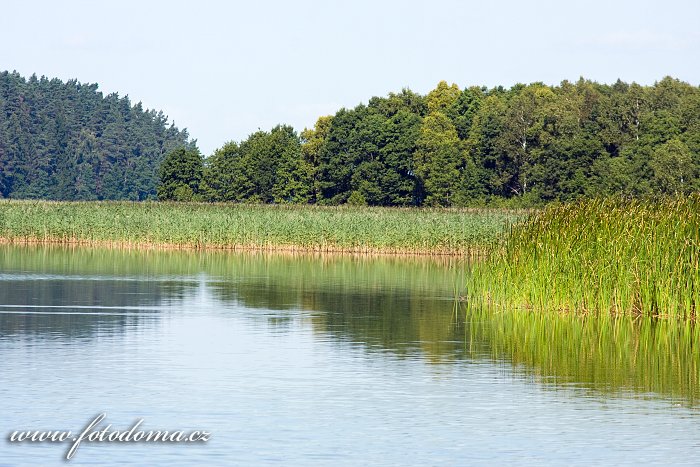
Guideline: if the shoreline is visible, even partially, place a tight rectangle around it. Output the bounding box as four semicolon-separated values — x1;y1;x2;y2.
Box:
0;236;488;257
0;201;521;258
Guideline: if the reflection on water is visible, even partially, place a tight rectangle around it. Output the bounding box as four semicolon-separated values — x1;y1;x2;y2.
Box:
0;276;188;339
467;310;700;406
0;245;698;404
0;245;699;465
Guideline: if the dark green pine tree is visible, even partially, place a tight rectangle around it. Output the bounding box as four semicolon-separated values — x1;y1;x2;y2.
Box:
0;70;195;200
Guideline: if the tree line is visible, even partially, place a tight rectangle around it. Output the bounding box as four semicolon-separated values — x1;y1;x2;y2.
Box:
2;70;698;206
0;71;194;200
162;76;700;206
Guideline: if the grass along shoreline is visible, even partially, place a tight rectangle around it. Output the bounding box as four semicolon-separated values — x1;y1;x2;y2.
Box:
466;195;700;319
0;201;524;256
3;196;700;319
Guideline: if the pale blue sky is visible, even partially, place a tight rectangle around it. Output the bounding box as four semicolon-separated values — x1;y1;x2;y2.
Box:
1;0;698;155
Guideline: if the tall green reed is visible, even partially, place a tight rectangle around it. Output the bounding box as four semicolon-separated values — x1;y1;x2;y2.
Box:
467;195;700;319
0;200;523;255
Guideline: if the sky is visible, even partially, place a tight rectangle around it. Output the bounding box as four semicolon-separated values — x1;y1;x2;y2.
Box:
1;0;698;155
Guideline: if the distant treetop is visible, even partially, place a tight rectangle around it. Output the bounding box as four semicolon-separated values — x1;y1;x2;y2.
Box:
0;70;196;200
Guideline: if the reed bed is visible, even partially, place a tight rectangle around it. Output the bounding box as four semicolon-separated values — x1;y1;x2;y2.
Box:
0;200;522;256
466;195;700;319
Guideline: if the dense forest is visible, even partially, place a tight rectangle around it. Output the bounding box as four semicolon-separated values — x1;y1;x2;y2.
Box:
0;71;195;200
2;70;698;206
161;76;700;206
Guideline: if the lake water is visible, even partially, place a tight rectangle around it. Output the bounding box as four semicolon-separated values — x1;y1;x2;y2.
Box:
0;245;698;466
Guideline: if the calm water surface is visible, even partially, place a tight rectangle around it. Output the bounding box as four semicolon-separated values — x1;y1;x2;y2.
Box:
0;245;698;466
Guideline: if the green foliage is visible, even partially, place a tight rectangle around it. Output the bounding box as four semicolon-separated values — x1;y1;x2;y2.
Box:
413;112;462;206
426;80;461;114
199;77;698;208
300;116;333;203
238;126;299;202
4;70;699;207
650;138;695;193
205;126;306;203
157;147;204;201
346;190;367;206
0;71;194;200
201;142;250;202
